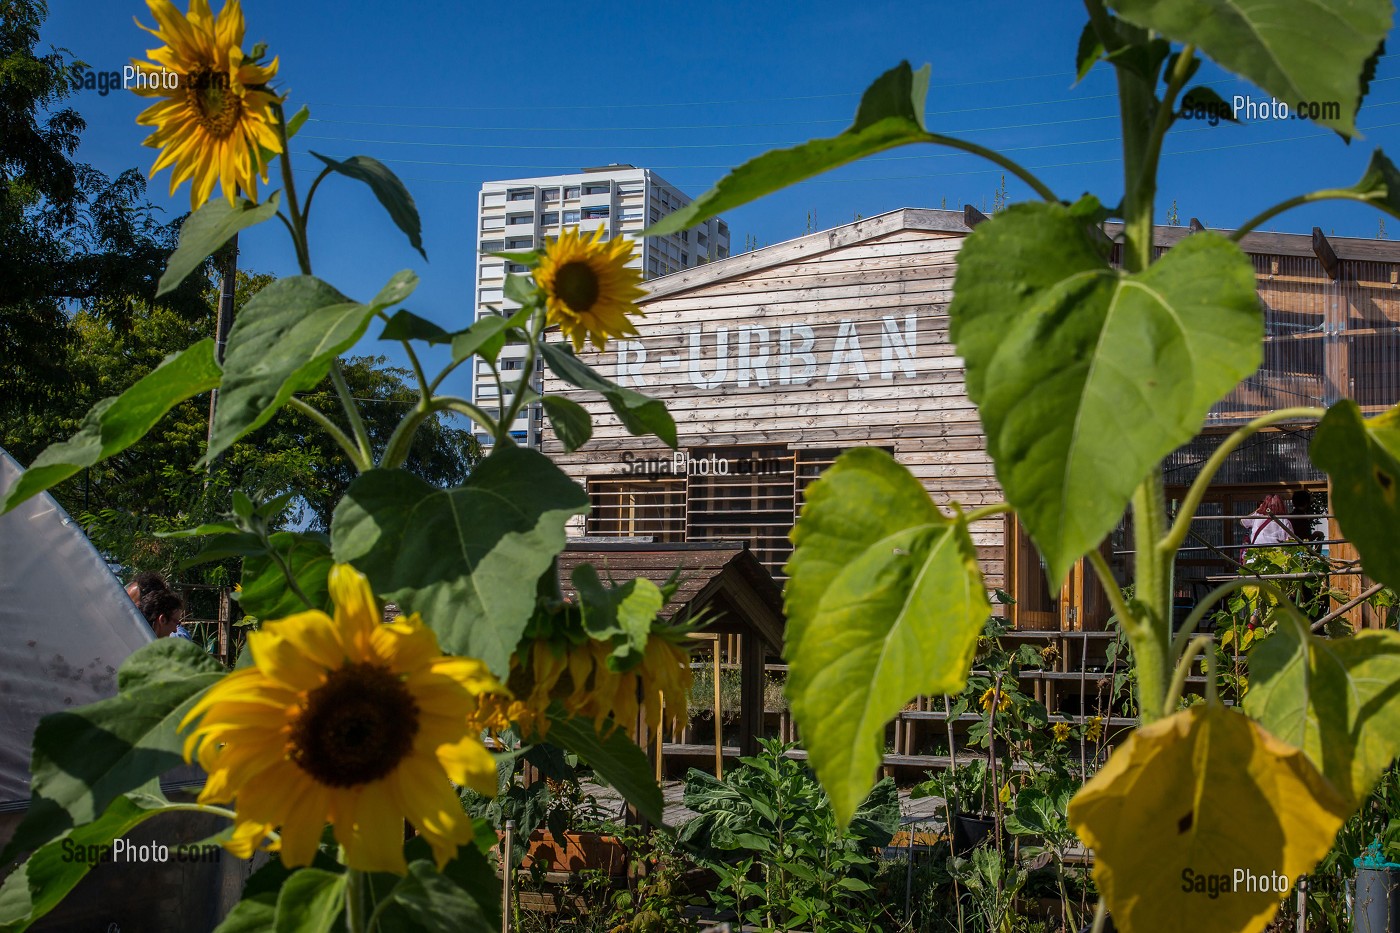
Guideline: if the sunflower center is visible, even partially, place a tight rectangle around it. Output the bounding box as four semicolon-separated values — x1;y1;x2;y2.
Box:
185;69;242;139
287;662;420;788
553;261;600;313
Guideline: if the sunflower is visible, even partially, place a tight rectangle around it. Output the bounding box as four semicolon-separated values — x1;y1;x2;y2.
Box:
978;686;1012;714
131;0;282;208
1052;721;1072;743
181;565;505;874
533;226;646;352
481;633;691;741
1084;715;1105;743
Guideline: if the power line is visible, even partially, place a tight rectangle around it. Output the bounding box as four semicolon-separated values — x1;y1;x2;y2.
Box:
299;67;1117;115
288;117;1400;188
298;54;1395;115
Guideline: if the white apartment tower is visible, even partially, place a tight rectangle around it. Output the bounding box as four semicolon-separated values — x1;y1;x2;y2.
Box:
473;165;730;447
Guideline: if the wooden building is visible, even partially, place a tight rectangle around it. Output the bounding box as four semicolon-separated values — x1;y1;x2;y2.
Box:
541;207;1400;768
544;207;1400;629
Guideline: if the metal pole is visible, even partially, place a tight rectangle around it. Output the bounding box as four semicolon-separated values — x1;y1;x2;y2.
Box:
501;819;514;933
713;639;723;779
205;235;238;465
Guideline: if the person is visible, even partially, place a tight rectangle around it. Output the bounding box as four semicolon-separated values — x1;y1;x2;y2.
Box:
1290;489;1322;542
125;572;192;640
1240;493;1295;552
124;570;167;606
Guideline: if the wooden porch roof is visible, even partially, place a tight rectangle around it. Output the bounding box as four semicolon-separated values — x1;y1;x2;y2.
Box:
558;540;786;651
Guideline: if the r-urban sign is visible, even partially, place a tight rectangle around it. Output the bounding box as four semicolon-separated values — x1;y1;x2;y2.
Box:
611;315;923;390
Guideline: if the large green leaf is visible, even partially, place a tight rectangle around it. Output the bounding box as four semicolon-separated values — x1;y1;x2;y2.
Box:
0;790;170;932
545;705;665;826
571;564;665;671
208;271;417;460
372;861;494;933
214;850;345;933
330;446;589;675
0;640;224;862
541;395;593;453
949;201;1262;582
1247;623;1400;807
311;153;426;259
1312;400;1400;591
236;532;335;621
1107;0;1390;136
0;339;220;514
1343;149;1400;221
273;868;345;933
539;343;677;448
645;62;932;236
783;448;990;826
157;192;281;297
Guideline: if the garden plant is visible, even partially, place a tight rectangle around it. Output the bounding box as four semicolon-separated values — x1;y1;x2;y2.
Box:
1;1;1400;933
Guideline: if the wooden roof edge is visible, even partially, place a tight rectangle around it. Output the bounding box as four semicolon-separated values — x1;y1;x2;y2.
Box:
640;207;971;302
680;548;786;649
563;538;748;554
1102;221;1400;262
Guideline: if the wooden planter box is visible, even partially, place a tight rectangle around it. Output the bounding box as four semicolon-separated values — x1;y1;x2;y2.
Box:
517;830;628;876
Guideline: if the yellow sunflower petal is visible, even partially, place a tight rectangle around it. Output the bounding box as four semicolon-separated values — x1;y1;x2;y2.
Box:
338;783;409;874
390;757;477;870
327;564;379;657
245;611;337;691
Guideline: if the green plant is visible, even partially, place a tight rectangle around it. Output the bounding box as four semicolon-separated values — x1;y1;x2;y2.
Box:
948;846;1028;933
679;738;900;931
647;2;1400;930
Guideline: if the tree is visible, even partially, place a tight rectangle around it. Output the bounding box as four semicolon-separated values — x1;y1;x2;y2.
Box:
0;0;211;420
2;270;481;580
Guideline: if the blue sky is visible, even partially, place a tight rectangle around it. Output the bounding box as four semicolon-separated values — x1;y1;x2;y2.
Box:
44;1;1400;406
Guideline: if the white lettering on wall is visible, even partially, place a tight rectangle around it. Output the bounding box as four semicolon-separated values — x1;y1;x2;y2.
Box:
688;326;731;390
615;340;647;387
737;326;771;388
825;319;870;382
778;324;816;385
609;317;925;391
880;314;918;380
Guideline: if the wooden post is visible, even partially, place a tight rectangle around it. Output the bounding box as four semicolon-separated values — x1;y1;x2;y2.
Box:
1312;227;1341;281
739;633;765;757
713;638;723;778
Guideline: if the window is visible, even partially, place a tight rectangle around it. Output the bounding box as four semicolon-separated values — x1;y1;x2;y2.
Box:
649;208;661;223
540;212;559;226
505;237;532;250
619;208;644;221
506;262;528;274
541;188;560;202
507;188;533;201
479;239;505;253
582;206;609;220
481;217;505;231
582;182;610;195
563;186;580;199
500;359;524;371
507;214;532;225
680;230;688;242
563;209;580;224
718;221;729;236
697;232;708;246
718;246;729;259
681;252;689;265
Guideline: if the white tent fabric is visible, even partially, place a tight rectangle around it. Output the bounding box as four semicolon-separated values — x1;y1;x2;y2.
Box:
0;448;153;805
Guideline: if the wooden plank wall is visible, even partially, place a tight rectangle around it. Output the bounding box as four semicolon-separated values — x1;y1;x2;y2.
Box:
543;219;1009;591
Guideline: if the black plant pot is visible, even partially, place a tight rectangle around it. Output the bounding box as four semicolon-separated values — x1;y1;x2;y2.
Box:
951;814;995;855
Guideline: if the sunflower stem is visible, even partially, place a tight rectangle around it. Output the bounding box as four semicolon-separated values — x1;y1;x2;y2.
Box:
495;306;545;446
288;397;372;472
345;868;368;933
